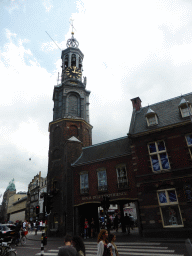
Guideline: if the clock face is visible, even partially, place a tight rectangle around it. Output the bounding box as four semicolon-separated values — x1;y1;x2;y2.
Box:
65;66;82;79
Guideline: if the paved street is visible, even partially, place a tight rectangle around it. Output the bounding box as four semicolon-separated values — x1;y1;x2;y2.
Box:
12;231;190;256
34;241;188;256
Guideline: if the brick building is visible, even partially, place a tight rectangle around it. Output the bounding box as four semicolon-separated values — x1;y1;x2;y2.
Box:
72;136;139;235
47;26;192;238
129;94;192;237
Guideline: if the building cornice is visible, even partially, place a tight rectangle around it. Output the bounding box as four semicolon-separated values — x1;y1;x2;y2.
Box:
49;118;93;132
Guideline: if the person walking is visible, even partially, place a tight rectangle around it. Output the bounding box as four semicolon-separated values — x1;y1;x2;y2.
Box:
124;213;131;234
106;216;111;236
114;215;118;232
58;234;79;256
90;218;95;238
108;234;119;256
97;229;111;256
72;236;85;256
84;218;89;239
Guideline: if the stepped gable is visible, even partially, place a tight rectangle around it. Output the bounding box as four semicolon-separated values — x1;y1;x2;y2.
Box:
72;136;131;166
129;92;192;135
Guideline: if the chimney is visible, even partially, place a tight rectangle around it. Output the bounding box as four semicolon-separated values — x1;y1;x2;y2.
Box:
131;97;142;111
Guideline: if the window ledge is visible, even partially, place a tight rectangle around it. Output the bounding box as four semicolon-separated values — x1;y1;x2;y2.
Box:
117;183;129;189
163;225;184;228
152;169;171;174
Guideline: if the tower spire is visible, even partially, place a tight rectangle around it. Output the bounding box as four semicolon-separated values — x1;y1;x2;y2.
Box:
67;19;79;48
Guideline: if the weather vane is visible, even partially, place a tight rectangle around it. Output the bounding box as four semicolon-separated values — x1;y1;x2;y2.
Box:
67;18;79;48
69;18;76;34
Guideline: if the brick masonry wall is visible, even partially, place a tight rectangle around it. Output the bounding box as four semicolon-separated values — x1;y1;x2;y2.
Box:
132;123;192;235
73;155;137;206
47;118;90;235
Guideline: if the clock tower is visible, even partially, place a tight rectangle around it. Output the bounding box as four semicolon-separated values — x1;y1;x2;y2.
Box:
47;29;92;236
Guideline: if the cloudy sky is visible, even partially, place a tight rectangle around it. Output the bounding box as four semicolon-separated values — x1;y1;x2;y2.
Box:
0;0;192;203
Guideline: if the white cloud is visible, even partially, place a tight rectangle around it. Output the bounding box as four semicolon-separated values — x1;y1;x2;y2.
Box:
1;0;192;203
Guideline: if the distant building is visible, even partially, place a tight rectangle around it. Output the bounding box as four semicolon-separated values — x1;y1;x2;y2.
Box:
26;172;47;222
1;179;16;222
7;192;27;222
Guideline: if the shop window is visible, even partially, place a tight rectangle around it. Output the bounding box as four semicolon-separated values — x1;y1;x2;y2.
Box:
157;189;183;228
186;134;192;159
148;141;170;172
116;164;128;189
97;169;107;192
80;173;89;194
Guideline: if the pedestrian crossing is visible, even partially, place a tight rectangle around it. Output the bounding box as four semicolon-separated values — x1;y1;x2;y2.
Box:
35;241;185;256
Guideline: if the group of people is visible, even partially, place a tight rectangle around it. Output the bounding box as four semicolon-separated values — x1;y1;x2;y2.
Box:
84;218;95;239
58;229;118;256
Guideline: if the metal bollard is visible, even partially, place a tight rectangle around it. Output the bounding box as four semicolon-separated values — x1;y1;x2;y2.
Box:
41;233;44;256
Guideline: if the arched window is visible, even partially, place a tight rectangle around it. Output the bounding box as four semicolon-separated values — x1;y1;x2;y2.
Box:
71;54;76;66
69;125;78;137
64;55;69;68
52;149;61;160
53;127;61;147
79;57;82;69
84;128;90;146
68;94;78;116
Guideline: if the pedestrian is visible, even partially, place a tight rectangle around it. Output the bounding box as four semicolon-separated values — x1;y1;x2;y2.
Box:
124;213;131;234
40;220;43;231
84;218;89;239
114;215;118;232
106;216;111;236
58;234;79;256
23;220;26;230
129;214;134;230
72;236;85;256
108;234;119;256
90;218;95;238
97;229;111;256
28;222;31;232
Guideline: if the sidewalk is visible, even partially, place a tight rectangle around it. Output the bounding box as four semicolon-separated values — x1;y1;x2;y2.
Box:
26;228;192;244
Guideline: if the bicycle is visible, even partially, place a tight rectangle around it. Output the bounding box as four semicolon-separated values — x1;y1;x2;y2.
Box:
12;230;27;246
0;239;17;256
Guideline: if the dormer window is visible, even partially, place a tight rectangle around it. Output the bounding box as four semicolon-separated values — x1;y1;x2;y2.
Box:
178;98;192;118
145;107;158;126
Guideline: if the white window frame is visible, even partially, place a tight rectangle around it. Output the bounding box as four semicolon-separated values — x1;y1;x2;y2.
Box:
148;140;171;172
116;164;128;188
185;133;192;159
97;168;107;191
80;172;89;194
146;114;158;126
157;188;183;228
